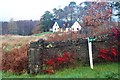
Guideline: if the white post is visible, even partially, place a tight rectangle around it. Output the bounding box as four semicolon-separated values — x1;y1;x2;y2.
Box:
88;38;93;69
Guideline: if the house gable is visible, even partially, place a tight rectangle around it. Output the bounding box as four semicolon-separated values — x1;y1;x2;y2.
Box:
52;22;60;32
71;21;81;31
52;20;82;32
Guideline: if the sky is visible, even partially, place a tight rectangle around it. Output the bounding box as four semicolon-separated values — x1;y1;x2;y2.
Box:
0;0;88;21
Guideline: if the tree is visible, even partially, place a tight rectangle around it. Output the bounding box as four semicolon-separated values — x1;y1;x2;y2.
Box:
53;8;65;20
32;21;41;34
68;1;77;20
112;1;120;22
7;18;19;34
53;1;79;21
78;2;112;35
69;1;76;7
63;1;78;21
40;11;54;32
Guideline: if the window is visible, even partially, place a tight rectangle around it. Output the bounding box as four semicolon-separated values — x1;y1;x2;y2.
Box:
72;28;74;30
77;28;79;30
55;28;56;30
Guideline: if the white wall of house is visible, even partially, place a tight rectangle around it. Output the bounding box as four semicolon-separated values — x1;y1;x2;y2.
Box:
52;22;60;32
60;28;63;32
52;21;82;32
66;28;71;32
71;21;81;32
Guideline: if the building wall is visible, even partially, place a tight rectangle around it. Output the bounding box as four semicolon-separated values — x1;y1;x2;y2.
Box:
66;28;71;32
52;21;82;32
53;22;60;32
71;21;81;31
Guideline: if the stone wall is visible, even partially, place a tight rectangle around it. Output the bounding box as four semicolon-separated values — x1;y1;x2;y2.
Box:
27;34;118;74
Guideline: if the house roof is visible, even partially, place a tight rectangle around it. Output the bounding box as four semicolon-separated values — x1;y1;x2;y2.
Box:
66;20;76;28
53;20;76;28
55;20;65;28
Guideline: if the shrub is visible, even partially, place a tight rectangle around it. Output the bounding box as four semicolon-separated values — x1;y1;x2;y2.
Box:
42;51;77;74
97;27;120;62
2;44;28;74
97;47;118;62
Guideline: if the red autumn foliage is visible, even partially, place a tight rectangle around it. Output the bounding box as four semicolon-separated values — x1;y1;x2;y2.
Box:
111;48;117;56
98;28;120;62
43;52;76;74
81;2;112;34
98;48;109;54
112;27;119;37
98;47;118;62
63;52;70;58
43;69;55;74
2;44;28;74
45;59;55;66
46;32;79;42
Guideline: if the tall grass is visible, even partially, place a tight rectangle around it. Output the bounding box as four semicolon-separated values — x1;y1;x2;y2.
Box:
1;62;119;78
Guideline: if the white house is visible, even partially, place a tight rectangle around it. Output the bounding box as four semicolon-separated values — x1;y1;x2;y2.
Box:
71;21;81;32
52;22;60;32
52;20;82;32
66;28;71;32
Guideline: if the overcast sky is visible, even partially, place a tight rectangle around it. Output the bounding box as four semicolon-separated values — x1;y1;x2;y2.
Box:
0;0;89;21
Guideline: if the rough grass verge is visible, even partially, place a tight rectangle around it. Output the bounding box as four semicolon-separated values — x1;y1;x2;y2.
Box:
1;62;119;78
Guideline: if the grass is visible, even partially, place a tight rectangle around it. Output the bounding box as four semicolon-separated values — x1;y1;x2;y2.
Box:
1;33;119;79
1;33;50;52
2;32;53;52
32;32;53;36
1;62;119;79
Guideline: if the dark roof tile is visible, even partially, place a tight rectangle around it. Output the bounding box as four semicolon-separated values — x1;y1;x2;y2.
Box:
53;20;77;28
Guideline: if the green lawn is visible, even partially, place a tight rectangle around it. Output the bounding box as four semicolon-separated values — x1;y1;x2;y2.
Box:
1;62;119;79
33;32;53;36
